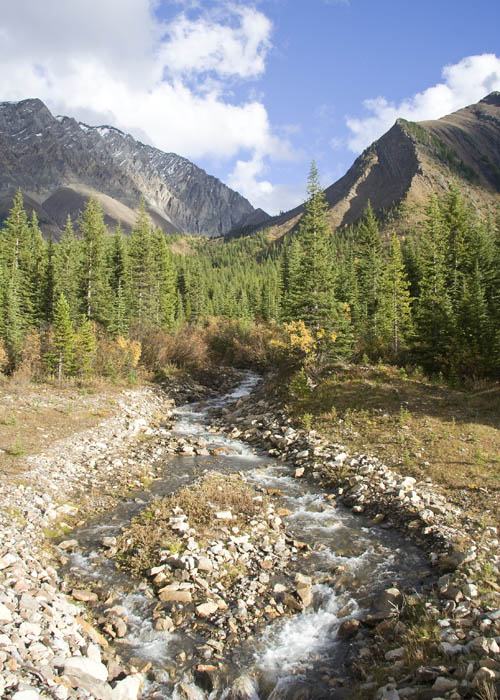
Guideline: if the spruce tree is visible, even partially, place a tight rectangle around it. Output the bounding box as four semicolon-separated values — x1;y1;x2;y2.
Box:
415;196;455;371
2;271;24;369
289;160;334;332
0;191;34;330
50;293;75;381
26;211;47;324
154;230;176;330
128;203;158;327
108;282;129;338
42;238;57;322
54;216;79;320
280;238;303;322
355;201;383;351
379;234;413;360
75;314;97;378
79;198;111;324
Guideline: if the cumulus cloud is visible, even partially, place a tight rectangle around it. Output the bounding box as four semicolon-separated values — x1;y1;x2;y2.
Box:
228;155;305;213
161;4;272;78
0;0;293;211
347;54;500;152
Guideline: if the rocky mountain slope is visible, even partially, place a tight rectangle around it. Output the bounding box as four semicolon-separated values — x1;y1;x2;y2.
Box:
261;92;500;238
0;98;269;238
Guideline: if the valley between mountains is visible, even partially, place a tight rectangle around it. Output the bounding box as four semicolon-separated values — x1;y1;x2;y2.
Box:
0;89;500;700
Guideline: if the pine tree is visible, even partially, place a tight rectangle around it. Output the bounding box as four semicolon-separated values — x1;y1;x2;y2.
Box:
75;314;97;378
54;216;79;319
355;201;383;351
379;234;413;360
79;198;111;324
289;161;334;332
50;293;75;381
415;196;456;371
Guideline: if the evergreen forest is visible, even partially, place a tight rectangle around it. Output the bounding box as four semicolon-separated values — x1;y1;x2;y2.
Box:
1;163;500;384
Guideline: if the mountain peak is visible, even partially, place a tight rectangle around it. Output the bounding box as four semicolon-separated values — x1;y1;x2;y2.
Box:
261;93;500;239
0;97;269;237
479;91;500;107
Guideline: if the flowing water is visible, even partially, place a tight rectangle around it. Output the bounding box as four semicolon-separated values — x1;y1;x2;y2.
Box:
60;373;431;699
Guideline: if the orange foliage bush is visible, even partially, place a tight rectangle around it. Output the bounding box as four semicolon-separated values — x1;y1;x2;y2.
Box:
95;336;142;378
139;324;210;373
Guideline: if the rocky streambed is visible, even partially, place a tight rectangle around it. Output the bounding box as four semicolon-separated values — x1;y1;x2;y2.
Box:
1;372;499;700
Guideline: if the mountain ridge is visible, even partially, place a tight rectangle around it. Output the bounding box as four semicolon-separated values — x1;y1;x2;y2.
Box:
253;92;500;240
0;98;269;238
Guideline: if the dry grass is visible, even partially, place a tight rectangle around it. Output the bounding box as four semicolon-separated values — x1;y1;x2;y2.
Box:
0;378;120;477
170;472;262;527
115;473;265;576
293;363;500;527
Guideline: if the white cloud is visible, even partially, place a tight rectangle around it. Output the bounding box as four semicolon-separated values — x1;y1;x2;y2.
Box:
228;155;305;213
161;4;272;78
346;54;500;152
0;0;294;211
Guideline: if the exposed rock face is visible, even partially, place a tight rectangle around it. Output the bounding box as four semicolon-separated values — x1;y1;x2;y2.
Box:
261;92;500;237
0;98;269;237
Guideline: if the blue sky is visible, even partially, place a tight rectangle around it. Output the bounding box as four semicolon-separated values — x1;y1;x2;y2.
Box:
1;0;499;213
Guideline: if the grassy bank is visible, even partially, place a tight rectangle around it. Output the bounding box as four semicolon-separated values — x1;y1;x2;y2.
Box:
287;363;500;528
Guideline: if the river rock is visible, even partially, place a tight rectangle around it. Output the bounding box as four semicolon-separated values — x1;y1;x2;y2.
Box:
72;588;98;602
337;618;360;639
283;593;303;612
0;553;18;569
468;636;500;655
376;683;400;700
176;682;205;699
432;676;458;692
0;602;13;623
58;539;79;551
65;673;112;700
12;691;41;700
111;674;143;700
197;556;213;572
63;656;109;681
110;616;128;638
196;602;219;618
385;647;406;661
215;510;233;520
154;616;175;632
194;664;219;692
373;588;402;616
158;587;192;603
227;674;259;699
296;582;313;607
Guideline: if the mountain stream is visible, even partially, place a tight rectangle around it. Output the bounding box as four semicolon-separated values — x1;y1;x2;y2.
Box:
59;373;430;699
